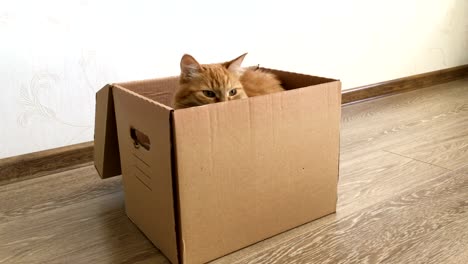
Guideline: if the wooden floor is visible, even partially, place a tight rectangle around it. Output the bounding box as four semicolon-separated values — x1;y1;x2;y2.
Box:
1;78;468;264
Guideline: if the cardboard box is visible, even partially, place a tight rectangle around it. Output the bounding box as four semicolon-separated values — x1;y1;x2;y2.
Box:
94;68;341;264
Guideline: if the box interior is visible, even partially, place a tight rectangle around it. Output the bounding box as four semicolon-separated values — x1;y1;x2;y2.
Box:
117;68;337;108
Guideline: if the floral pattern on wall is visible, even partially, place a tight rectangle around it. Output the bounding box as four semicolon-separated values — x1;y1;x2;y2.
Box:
0;0;467;158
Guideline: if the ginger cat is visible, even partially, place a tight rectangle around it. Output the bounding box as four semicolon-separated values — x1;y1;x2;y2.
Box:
173;53;284;109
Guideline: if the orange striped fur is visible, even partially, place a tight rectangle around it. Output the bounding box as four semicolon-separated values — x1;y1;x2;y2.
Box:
173;53;284;109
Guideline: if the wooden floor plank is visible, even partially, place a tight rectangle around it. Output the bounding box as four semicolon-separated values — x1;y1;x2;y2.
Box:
0;166;122;225
337;150;449;215
0;179;165;264
384;118;468;170
341;78;468;160
227;168;468;264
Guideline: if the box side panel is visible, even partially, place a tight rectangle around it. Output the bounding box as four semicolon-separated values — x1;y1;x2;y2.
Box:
173;81;341;263
113;87;179;264
262;67;338;90
117;76;179;108
94;84;121;178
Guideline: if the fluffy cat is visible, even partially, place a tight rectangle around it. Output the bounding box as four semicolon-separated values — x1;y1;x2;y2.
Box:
173;53;284;109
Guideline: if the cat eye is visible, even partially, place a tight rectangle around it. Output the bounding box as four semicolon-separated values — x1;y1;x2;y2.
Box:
229;89;237;96
202;90;216;98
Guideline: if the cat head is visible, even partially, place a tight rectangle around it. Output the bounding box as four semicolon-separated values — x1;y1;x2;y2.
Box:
173;53;249;109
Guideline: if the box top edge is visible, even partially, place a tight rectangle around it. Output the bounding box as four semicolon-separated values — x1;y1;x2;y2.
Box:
112;83;175;111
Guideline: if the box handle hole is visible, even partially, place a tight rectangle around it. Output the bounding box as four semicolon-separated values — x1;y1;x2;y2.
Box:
130;127;151;151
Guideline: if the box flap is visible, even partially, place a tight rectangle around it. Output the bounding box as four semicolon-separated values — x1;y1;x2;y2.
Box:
263;67;337;89
94;84;122;178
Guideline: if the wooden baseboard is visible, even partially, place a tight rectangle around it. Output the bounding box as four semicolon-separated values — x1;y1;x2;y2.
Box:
0;142;94;186
1;64;467;184
342;64;468;105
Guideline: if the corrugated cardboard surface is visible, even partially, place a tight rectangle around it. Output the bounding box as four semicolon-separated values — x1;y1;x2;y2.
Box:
94;77;179;179
112;85;179;264
266;68;337;89
118;76;178;107
94;69;341;264
173;80;341;263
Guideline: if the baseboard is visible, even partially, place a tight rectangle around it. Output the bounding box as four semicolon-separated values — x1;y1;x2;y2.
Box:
342;64;468;105
0;142;94;186
1;64;467;184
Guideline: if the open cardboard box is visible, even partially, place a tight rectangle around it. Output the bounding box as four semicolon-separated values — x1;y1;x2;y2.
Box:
94;68;341;264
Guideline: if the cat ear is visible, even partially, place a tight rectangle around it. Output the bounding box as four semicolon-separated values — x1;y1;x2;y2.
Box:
225;53;247;74
180;54;202;79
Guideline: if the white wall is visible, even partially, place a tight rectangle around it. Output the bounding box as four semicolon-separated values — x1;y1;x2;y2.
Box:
1;0;467;158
